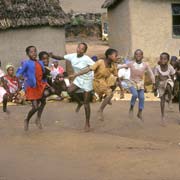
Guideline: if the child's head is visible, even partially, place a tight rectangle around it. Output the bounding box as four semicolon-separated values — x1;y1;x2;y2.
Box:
76;43;88;57
91;56;98;62
105;48;118;62
134;49;143;61
6;64;14;76
53;60;59;68
39;51;49;66
170;56;177;68
26;46;37;60
160;52;170;65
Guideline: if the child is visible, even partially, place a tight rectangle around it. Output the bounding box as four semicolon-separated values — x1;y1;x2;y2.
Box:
49;43;95;132
50;60;64;81
154;52;175;126
118;49;155;121
39;51;67;100
118;59;131;99
1;64;23;112
16;46;48;131
39;51;52;86
70;48;118;121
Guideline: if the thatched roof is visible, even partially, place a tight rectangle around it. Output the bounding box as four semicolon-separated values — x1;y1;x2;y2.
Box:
101;0;120;8
0;0;69;30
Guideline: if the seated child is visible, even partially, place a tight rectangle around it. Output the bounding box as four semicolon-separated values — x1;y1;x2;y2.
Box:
50;60;64;81
1;64;24;112
118;59;131;98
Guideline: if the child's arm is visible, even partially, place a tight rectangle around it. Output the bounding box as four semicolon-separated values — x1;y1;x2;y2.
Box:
16;62;27;78
146;63;155;84
117;64;128;69
49;53;64;60
69;67;91;79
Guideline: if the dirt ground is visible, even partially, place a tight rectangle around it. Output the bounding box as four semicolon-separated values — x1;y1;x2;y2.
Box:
1;41;179;180
1;100;180;180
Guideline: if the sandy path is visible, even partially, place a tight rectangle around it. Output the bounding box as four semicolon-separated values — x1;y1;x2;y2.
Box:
1;101;180;180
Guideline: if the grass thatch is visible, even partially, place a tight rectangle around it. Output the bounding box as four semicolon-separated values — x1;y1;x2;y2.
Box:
0;0;69;30
101;0;120;8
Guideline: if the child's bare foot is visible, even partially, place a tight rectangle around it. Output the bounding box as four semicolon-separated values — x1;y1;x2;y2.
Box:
129;106;134;119
3;106;6;112
35;118;43;129
3;108;10;114
168;102;173;111
97;110;104;121
75;103;83;113
137;111;144;122
84;125;91;132
160;117;166;127
24;119;29;131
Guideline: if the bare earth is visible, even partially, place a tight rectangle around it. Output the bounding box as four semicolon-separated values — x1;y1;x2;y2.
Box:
1;100;180;180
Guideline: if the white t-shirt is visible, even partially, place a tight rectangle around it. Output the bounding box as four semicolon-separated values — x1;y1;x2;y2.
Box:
64;53;95;91
118;68;130;80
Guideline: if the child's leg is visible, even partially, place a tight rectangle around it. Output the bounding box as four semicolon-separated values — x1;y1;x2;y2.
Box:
118;78;124;99
160;95;166;126
2;94;8;112
83;91;91;131
137;89;144;121
98;89;113;121
24;100;40;131
35;97;46;129
129;86;138;112
166;84;173;109
68;84;82;112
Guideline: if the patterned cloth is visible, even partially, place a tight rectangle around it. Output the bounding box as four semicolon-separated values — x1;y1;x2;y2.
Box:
118;61;155;90
50;65;64;80
0;75;23;103
2;75;20;94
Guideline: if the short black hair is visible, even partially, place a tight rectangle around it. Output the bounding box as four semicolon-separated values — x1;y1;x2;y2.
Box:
105;48;118;58
39;51;49;60
134;49;143;55
25;46;36;55
160;52;170;60
79;42;88;52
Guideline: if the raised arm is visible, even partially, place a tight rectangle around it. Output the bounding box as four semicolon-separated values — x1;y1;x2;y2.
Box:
49;53;64;60
117;64;128;69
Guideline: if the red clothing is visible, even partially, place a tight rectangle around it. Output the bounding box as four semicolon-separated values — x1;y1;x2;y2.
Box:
2;75;20;94
26;61;47;100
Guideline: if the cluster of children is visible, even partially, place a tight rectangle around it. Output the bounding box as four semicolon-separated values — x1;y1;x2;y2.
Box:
0;42;179;131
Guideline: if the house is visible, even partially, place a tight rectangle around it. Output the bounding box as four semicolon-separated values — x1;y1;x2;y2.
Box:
0;0;69;68
102;0;180;60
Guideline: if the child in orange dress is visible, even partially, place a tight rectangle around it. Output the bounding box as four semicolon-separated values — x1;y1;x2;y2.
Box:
16;46;47;131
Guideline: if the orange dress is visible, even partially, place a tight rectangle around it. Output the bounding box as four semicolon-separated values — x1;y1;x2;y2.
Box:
25;61;47;100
